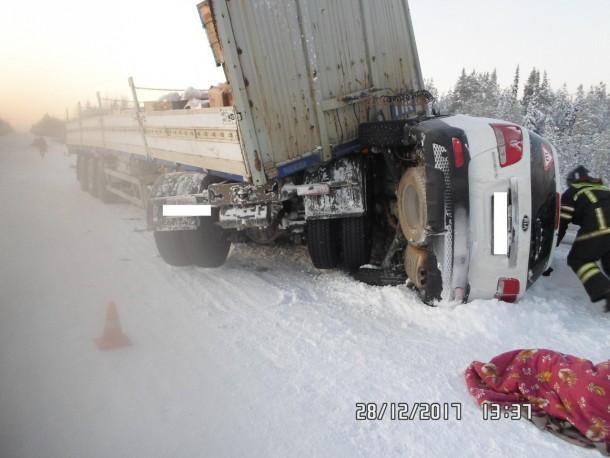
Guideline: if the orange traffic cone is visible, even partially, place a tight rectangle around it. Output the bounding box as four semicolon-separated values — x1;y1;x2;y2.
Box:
94;301;133;351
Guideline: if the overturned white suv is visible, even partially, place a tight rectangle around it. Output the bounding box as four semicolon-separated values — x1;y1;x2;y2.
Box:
356;114;560;304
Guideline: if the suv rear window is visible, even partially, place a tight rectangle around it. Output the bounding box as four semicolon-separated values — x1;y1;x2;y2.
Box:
527;130;557;286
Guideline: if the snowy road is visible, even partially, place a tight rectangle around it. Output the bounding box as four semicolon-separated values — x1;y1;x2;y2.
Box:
0;133;606;457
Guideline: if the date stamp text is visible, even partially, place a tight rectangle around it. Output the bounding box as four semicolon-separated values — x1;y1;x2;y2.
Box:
355;402;462;421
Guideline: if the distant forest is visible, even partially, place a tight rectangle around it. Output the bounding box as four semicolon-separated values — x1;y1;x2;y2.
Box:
30;114;66;139
0;118;14;135
427;67;609;186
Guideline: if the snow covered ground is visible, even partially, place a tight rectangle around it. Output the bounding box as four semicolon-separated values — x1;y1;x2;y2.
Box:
0;132;607;457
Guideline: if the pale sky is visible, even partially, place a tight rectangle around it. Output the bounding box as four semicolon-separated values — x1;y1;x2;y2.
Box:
1;0;609;132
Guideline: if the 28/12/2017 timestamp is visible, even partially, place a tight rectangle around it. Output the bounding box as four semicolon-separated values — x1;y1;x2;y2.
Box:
355;402;462;421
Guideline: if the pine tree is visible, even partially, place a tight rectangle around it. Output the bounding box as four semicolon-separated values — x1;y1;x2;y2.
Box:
522;68;546;133
481;69;500;118
497;66;522;123
450;69;470;113
512;65;520;100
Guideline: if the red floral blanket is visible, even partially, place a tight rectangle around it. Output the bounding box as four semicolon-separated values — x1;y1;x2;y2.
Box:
465;349;610;453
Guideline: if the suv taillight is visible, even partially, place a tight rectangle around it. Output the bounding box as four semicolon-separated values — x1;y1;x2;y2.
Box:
452;138;464;167
495;277;520;303
490;123;523;167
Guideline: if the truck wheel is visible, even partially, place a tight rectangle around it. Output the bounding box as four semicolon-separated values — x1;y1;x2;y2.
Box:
154;231;192;266
359;120;409;148
78;154;90;192
307;219;340;269
88;157;99;198
96;160;115;203
76;154;83;182
397;166;427;246
182;215;231;267
341;216;372;270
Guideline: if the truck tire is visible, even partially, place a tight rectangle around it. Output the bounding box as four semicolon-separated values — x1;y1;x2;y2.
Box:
182;214;230;267
359;120;409;148
397;166;427;246
88;157;99;198
76;153;83;182
96;160;115;204
78;154;90;192
181;174;230;268
154;231;192;266
307;219;340;269
341;216;372;270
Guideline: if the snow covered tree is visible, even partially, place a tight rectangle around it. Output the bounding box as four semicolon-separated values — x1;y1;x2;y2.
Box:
424;78;448;115
449;69;471;114
521;68;554;134
444;69;502;117
480;69;500;118
496;67;523;124
570;84;610;183
521;68;540;113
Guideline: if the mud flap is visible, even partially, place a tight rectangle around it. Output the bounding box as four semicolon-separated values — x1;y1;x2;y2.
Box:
303;156;367;220
147;172;209;231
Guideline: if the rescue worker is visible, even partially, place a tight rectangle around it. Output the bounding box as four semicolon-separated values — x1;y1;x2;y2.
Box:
557;166;610;312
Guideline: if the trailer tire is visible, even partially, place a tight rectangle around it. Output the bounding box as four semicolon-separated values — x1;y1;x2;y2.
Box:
307;219;340;269
341;216;372;270
96;160;115;204
154;231;192;266
76;153;83;182
397;166;427;246
359;120;409;148
88;157;99;198
78;154;90;192
182;215;230;268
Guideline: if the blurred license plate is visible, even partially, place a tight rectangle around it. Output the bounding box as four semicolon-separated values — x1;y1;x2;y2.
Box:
493;192;508;255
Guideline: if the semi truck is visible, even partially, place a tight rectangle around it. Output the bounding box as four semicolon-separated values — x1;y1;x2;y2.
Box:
65;0;560;304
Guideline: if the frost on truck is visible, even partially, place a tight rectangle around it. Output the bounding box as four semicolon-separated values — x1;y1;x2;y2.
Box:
65;0;559;305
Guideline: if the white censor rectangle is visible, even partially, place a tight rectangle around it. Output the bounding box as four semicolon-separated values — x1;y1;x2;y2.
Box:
492;192;508;255
163;205;212;217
